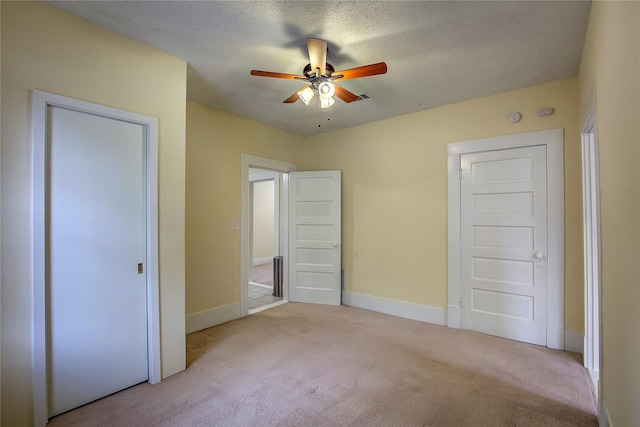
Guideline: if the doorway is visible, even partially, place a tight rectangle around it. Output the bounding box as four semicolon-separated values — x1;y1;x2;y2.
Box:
32;90;160;426
581;100;601;400
447;129;565;349
240;155;297;316
240;155;344;316
248;169;282;312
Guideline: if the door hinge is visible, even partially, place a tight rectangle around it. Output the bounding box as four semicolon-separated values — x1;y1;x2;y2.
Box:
459;296;464;307
459;168;466;180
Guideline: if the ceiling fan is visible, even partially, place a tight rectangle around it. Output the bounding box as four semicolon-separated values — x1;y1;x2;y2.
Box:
250;38;387;108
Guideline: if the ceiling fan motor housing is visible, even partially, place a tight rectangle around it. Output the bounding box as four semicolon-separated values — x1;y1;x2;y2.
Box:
304;63;335;80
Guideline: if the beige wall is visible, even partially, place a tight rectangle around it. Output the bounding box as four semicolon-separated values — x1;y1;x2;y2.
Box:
301;78;584;333
185;101;301;314
5;1;638;425
1;2;187;425
578;2;640;425
253;180;275;262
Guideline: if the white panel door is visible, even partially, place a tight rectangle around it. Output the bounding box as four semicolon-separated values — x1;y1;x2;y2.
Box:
48;106;148;416
289;171;341;305
461;145;547;345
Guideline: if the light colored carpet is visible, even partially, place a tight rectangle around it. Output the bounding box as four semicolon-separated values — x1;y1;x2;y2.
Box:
49;303;597;426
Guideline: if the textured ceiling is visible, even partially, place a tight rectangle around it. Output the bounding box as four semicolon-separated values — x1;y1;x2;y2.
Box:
47;1;591;136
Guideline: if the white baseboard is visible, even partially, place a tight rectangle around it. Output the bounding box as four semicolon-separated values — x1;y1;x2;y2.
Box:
253;257;272;266
599;398;611;427
564;329;584;354
342;291;446;326
587;368;599;400
185;302;240;334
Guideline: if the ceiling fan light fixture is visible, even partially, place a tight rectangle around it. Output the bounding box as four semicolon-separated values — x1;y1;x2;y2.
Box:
250;38;387;110
297;86;316;105
320;96;335;109
318;81;335;99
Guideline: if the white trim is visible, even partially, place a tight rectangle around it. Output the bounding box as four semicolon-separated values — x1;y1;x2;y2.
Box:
564;330;584;354
600;399;611;427
581;85;602;403
248;181;255;283
242;154;296;176
31;90;160;425
282;173;290;299
249;170;279;182
240;154;297;317
447;305;461;328
587;368;599;403
185;303;240;334
342;291;446;326
447;128;565;350
447;154;462;328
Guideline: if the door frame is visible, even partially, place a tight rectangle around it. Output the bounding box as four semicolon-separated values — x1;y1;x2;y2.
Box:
31;90;161;426
240;154;297;316
447;128;565;349
581;88;602;401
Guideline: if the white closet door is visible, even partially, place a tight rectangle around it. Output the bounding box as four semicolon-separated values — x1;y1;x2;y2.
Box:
48;106;148;416
461;145;548;345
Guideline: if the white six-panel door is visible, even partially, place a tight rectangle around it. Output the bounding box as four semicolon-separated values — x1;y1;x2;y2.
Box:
48;106;149;416
461;145;548;345
288;171;341;305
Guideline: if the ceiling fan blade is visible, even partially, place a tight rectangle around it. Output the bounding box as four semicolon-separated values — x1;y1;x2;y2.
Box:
333;84;360;103
307;38;327;76
283;85;310;103
250;70;306;80
333;62;387;81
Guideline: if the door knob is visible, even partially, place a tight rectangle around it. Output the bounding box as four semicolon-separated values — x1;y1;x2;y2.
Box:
534;252;544;259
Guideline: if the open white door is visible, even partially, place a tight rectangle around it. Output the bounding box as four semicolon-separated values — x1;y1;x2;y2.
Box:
288;171;341;305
